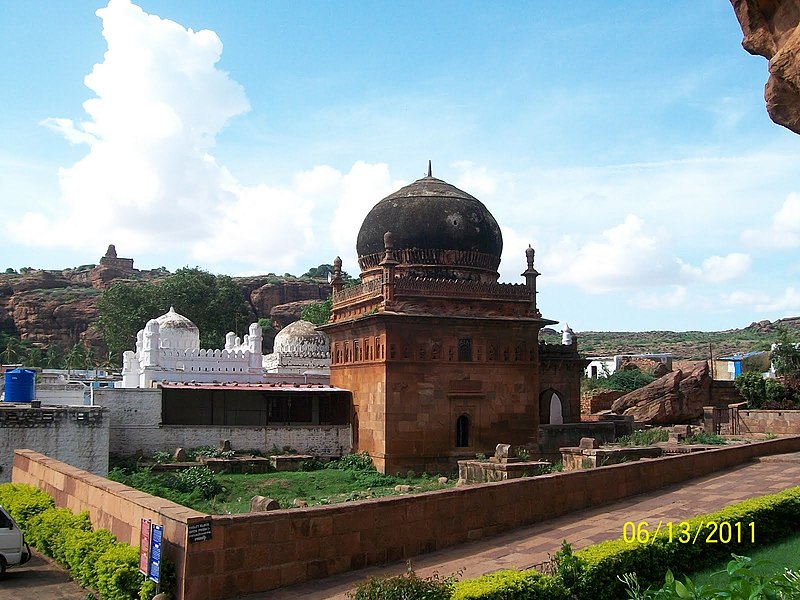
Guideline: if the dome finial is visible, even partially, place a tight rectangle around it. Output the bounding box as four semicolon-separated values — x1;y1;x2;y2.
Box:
427;160;432;177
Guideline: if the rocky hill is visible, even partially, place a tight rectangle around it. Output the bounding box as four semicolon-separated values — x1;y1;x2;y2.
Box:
2;253;797;362
0;262;330;356
542;317;800;361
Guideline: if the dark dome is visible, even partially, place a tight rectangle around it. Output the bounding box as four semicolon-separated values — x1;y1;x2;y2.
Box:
356;176;503;258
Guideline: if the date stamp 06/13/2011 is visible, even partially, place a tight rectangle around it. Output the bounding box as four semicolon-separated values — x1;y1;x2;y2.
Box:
622;521;756;545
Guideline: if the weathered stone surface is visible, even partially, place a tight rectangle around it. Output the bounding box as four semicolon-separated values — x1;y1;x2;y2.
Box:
731;0;800;134
494;443;511;459
250;496;280;512
269;300;320;329
579;437;598;449
173;447;187;461
611;362;711;424
437;476;449;484
394;484;412;492
292;498;308;508
219;439;232;452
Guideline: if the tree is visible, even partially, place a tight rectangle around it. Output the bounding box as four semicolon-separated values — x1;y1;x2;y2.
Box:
97;268;253;355
301;296;332;325
96;282;160;358
155;268;252;348
771;326;800;378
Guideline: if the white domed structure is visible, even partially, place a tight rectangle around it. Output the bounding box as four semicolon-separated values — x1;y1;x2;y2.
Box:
264;320;331;374
156;307;200;350
120;307;265;388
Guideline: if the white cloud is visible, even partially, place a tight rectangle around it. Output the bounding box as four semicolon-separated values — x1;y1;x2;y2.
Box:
536;215;751;294
742;193;800;249
5;0;320;270
755;287;800;313
452;161;498;196
630;285;689;310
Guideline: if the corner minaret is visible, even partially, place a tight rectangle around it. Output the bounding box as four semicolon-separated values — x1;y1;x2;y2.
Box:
521;244;541;316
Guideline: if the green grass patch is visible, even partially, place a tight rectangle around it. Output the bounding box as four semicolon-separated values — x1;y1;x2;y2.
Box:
108;462;454;514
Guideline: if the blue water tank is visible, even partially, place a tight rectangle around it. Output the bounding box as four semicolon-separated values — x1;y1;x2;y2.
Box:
4;368;35;403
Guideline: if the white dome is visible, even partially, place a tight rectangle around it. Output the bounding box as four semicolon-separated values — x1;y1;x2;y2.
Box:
155;307;200;350
273;320;330;355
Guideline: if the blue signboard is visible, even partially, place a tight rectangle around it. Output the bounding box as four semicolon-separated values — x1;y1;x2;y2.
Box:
148;524;163;583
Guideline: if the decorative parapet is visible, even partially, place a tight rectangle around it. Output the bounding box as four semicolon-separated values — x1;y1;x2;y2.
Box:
332;277;383;305
395;277;530;301
358;248;500;272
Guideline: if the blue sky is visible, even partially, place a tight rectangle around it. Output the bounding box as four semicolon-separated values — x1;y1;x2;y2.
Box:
2;1;799;332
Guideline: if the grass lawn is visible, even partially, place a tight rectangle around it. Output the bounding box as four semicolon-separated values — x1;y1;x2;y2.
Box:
108;460;455;514
687;532;800;587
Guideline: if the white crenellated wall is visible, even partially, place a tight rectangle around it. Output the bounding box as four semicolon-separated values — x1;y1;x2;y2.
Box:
120;313;266;388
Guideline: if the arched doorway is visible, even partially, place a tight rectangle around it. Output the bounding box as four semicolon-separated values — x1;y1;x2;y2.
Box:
539;389;569;425
549;392;564;425
455;414;470;447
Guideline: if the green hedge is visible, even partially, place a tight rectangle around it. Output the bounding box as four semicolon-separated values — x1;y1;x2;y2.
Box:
0;482;54;530
451;569;569;600
563;485;800;599
446;486;800;599
0;483;161;599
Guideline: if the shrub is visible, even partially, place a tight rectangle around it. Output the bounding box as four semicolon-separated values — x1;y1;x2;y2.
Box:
152;451;172;464
558;486;800;599
0;482;54;531
64;528;117;589
685;432;726;445
95;543;145;600
452;569;569;600
617;428;669;447
328;451;376;472
173;466;221;499
734;371;772;408
27;507;92;562
349;563;457;600
622;556;800;599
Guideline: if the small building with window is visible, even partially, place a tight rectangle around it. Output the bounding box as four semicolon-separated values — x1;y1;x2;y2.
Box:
320;170;584;474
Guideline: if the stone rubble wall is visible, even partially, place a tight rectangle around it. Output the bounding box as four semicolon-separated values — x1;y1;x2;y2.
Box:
0;405;108;482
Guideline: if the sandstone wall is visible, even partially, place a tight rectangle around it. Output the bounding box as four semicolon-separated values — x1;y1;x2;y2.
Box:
738;409;800;434
14;437;800;600
0;405;108;482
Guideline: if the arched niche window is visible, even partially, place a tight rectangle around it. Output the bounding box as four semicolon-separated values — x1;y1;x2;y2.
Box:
455;414;470;448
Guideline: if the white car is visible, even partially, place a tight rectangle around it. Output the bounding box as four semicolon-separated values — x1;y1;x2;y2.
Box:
0;506;31;577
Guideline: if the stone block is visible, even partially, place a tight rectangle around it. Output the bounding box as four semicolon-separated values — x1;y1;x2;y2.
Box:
579;437;598;449
250;496;280;512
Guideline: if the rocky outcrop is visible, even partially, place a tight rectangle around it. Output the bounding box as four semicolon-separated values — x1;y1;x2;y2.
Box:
0;266;331;356
610;362;711;424
731;0;800;134
269;300;319;329
246;281;329;318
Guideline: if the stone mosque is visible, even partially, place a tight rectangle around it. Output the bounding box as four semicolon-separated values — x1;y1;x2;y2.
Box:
321;165;585;474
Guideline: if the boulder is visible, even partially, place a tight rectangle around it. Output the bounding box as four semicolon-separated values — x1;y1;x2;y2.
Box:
611;362;711;424
731;0;800;134
250;496;280;512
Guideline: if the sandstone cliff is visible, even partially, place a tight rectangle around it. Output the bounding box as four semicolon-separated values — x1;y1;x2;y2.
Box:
731;0;800;134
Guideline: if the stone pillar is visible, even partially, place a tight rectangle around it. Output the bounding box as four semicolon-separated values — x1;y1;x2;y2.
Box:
331;256;344;294
380;231;398;307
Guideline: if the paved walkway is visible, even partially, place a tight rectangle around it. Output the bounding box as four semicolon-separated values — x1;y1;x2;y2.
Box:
6;453;800;600
260;453;800;599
